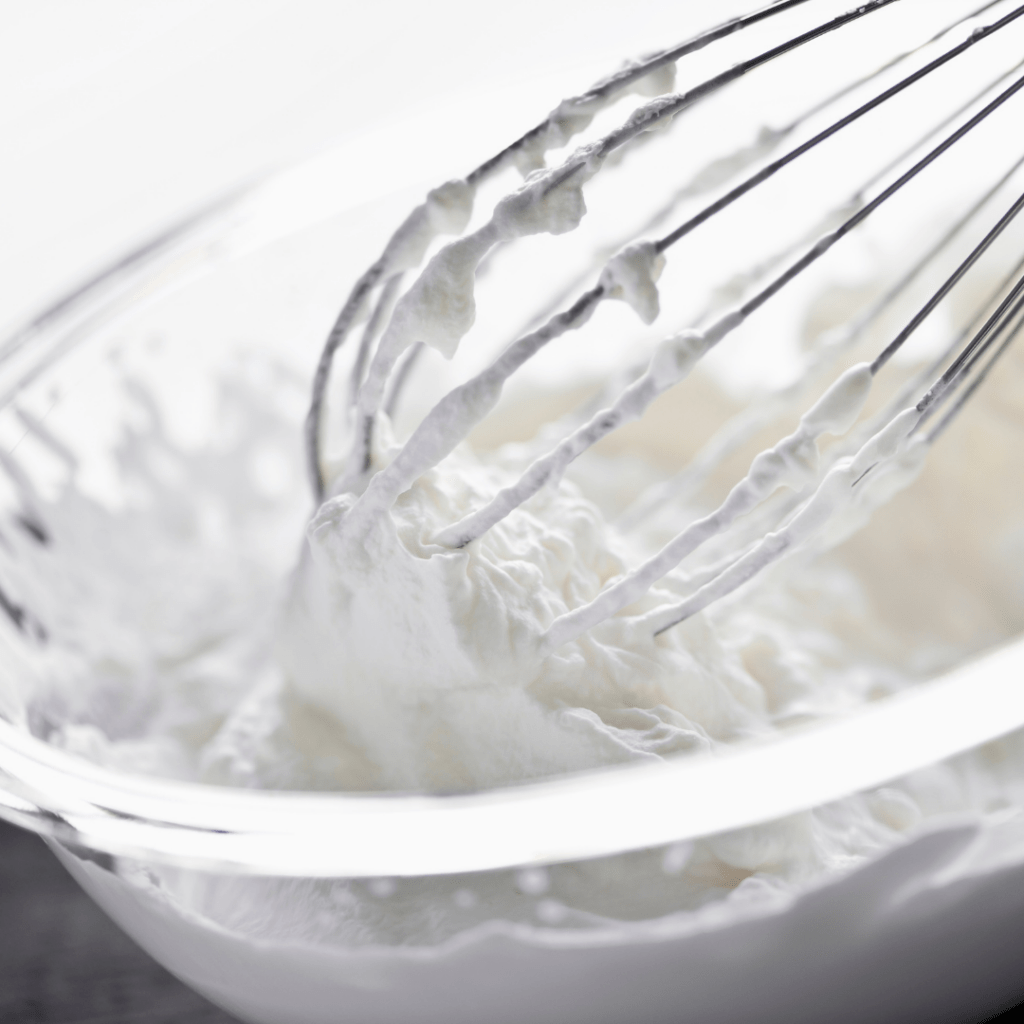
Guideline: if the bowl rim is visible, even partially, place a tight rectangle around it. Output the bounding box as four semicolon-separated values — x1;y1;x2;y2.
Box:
3;633;1024;876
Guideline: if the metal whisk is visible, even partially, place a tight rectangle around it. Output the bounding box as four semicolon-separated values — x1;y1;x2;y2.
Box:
306;0;1024;653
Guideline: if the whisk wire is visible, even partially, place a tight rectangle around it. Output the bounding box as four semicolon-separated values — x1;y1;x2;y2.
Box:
926;297;1024;441
655;3;1024;255
918;263;1024;418
872;181;1024;373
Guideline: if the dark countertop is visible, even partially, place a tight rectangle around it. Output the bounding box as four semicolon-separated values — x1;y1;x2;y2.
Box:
2;816;1023;1024
0;818;238;1024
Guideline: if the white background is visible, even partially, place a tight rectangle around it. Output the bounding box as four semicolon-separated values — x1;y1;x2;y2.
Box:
0;0;750;336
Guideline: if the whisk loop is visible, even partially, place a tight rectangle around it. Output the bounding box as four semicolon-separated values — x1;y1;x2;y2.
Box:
309;0;1024;650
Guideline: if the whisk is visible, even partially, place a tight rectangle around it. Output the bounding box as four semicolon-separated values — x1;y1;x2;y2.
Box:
7;0;1024;882
305;0;1024;663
